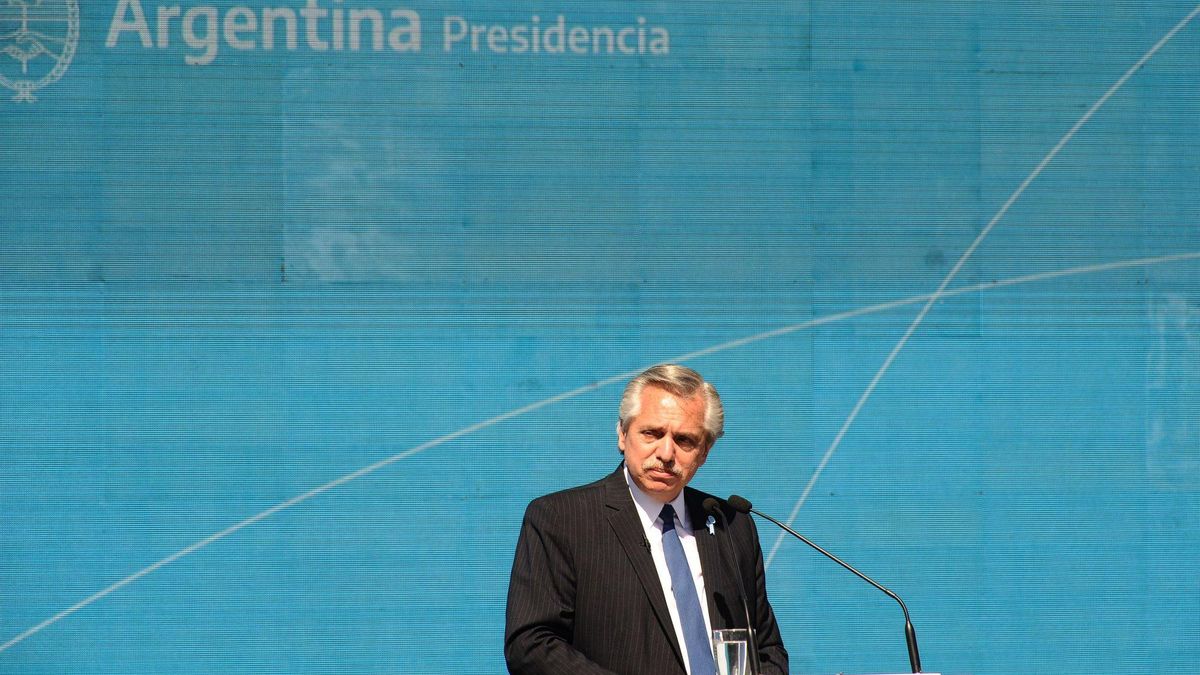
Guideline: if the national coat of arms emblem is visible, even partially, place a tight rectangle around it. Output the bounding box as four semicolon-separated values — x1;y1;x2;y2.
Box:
0;0;79;102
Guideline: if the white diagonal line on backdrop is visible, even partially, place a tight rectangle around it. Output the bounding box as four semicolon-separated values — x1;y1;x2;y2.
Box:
763;3;1200;568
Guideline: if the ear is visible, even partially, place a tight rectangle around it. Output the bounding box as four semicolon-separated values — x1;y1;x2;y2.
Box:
616;420;626;454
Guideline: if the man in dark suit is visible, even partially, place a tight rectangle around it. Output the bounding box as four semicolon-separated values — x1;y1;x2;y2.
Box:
505;364;788;674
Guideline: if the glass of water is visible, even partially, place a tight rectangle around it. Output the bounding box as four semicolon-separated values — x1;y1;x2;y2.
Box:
711;628;753;675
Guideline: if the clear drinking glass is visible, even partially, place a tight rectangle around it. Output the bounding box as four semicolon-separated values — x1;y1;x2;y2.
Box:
711;628;752;675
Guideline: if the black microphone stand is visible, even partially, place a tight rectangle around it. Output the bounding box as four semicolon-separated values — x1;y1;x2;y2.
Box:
703;498;761;675
731;496;922;673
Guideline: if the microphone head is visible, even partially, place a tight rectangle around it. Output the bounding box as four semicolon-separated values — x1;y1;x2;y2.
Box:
701;497;721;515
727;495;752;514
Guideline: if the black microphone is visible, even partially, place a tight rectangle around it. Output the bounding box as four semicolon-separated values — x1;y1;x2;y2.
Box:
728;495;923;674
702;497;760;675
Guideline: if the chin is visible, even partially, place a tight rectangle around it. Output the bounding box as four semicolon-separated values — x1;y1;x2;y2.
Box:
653;483;680;497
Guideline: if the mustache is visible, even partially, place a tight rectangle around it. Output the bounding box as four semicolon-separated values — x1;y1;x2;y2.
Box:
641;459;682;476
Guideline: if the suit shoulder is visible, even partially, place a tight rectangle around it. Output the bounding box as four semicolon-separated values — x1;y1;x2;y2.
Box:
523;472;612;519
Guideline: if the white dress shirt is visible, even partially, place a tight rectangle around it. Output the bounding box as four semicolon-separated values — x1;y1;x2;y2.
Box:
624;465;714;674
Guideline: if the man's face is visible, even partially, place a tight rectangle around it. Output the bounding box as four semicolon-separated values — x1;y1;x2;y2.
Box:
618;385;712;503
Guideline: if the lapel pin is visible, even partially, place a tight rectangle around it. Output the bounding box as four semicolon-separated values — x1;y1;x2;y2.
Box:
706;515;716;535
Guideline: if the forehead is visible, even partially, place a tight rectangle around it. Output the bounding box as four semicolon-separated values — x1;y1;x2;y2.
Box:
633;386;706;427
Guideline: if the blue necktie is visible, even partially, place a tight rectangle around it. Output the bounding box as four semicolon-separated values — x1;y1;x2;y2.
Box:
660;504;715;675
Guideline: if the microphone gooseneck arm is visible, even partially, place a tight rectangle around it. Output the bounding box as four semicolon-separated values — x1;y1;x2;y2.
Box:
728;495;922;674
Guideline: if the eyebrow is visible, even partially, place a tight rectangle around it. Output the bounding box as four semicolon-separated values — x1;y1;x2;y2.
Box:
639;426;700;444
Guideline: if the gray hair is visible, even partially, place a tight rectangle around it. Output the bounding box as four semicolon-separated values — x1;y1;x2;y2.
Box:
618;364;724;443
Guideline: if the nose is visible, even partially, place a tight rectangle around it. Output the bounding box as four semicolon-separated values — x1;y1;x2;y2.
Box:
655;436;676;463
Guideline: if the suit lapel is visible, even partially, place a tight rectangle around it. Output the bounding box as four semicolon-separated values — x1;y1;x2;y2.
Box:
603;468;686;669
687;490;730;630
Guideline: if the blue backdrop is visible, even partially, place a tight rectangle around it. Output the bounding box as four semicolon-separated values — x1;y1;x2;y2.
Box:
2;1;1198;673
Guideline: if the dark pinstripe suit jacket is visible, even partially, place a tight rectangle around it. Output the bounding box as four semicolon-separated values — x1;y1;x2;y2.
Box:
505;467;788;675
